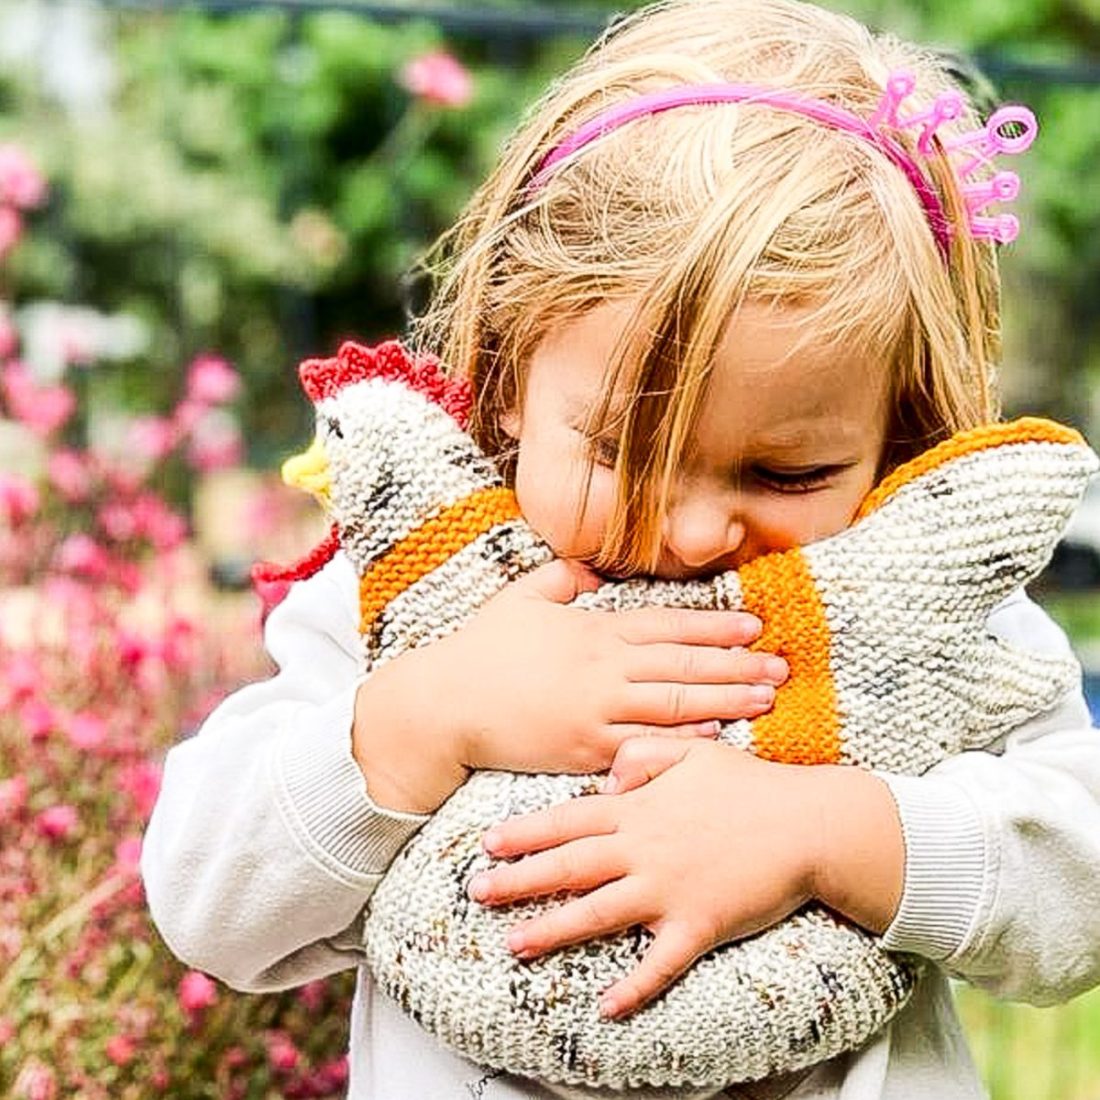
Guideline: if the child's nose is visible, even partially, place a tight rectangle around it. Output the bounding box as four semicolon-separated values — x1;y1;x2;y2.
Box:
661;491;747;572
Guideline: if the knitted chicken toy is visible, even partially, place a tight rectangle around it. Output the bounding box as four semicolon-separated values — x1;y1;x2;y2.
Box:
258;340;1096;1093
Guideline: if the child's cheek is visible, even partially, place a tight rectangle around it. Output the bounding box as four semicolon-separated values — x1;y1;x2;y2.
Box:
512;454;597;562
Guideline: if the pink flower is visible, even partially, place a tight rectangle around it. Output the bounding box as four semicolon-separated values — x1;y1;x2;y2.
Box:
131;493;188;550
55;533;112;579
0;312;17;359
172;396;206;436
222;1046;248;1070
97;500;137;542
0;206;21;257
105;1033;136;1066
116;628;151;668
3;652;42;702
100;459;144;496
178;970;218;1014
127;415;179;462
316;1056;349;1090
47;449;94;502
0;145;48;209
399;50;473;108
119;760;162;819
0;361;75;436
158;616;197;672
36;803;79;841
0;775;28;822
113;835;143;875
66;710;107;751
19;699;56;741
31;384;78;436
114;559;144;595
14;1062;56;1100
265;1031;300;1073
0;473;39;525
185;354;240;405
297;979;327;1012
186;411;243;473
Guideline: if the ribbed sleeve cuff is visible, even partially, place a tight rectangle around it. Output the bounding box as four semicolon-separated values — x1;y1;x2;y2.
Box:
875;772;989;961
276;684;429;880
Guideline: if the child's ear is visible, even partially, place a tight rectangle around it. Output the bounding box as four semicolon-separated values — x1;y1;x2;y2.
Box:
499;408;521;440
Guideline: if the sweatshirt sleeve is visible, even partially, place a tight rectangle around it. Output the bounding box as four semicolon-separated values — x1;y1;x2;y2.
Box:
140;552;428;993
878;590;1100;1005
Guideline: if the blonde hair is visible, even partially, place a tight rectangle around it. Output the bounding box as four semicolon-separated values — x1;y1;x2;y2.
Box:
413;0;1003;574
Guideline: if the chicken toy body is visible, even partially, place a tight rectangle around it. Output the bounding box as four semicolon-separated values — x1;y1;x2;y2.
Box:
260;340;1096;1093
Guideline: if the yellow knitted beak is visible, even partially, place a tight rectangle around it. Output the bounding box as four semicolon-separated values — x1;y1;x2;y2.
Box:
282;435;331;505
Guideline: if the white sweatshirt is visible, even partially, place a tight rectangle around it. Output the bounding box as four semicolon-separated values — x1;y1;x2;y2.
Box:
142;552;1100;1100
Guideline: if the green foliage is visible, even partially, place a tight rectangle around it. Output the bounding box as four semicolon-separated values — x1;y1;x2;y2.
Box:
1;0;1098;447
956;983;1100;1100
0;7;578;455
832;0;1100;422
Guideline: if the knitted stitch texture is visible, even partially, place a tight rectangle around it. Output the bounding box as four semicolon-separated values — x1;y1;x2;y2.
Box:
270;340;1097;1092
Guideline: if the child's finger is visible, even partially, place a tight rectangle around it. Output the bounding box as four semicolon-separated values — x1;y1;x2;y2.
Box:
601;736;694;795
619;681;775;725
625;643;788;686
598;922;700;1019
468;835;623;905
613;606;763;648
608;720;721;745
503;879;645;960
481;795;613;858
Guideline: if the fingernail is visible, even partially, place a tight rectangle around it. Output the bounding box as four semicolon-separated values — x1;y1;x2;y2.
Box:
749;684;775;707
601;774;620;795
702;720;721;737
764;657;789;685
598;993;618;1018
483;827;503;852
506;930;526;954
468;873;490;901
739;614;763;637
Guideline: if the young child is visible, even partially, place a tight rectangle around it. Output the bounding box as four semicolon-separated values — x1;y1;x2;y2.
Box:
141;1;1100;1097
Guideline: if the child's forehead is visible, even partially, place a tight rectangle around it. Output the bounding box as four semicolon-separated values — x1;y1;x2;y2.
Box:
534;298;889;419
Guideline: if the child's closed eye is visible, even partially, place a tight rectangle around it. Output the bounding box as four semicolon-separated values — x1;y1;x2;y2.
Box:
751;464;848;493
587;435;620;467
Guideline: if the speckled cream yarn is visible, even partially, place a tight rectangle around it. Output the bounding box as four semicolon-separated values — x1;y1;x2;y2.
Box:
273;342;1097;1092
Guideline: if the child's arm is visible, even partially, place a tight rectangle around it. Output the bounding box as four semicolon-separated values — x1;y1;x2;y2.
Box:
472;591;1100;1015
142;553;427;991
352;558;784;814
875;590;1100;1004
143;554;782;991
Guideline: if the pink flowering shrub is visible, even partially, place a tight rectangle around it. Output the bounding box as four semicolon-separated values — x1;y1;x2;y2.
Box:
399;49;474;108
1;147;353;1097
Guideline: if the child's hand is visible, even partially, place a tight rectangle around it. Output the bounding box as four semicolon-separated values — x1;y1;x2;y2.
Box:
353;559;786;813
468;737;903;1018
432;559;784;772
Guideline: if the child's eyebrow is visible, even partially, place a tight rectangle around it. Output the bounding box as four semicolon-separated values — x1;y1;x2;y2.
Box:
563;393;630;429
751;421;866;454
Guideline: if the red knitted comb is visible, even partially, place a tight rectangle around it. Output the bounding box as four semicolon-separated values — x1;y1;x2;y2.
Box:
298;340;473;428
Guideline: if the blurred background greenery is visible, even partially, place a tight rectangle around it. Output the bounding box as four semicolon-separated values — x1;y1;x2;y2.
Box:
2;0;1098;460
2;1;1099;1097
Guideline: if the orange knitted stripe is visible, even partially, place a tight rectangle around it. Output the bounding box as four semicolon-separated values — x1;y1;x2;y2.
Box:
359;487;521;633
739;549;841;766
856;417;1084;522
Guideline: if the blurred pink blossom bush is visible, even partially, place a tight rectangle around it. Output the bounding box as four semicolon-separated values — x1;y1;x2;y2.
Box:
1;147;352;1098
399;49;473;108
0;145;47;261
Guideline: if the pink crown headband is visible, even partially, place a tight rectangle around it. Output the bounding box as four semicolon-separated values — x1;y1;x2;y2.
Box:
529;71;1038;258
